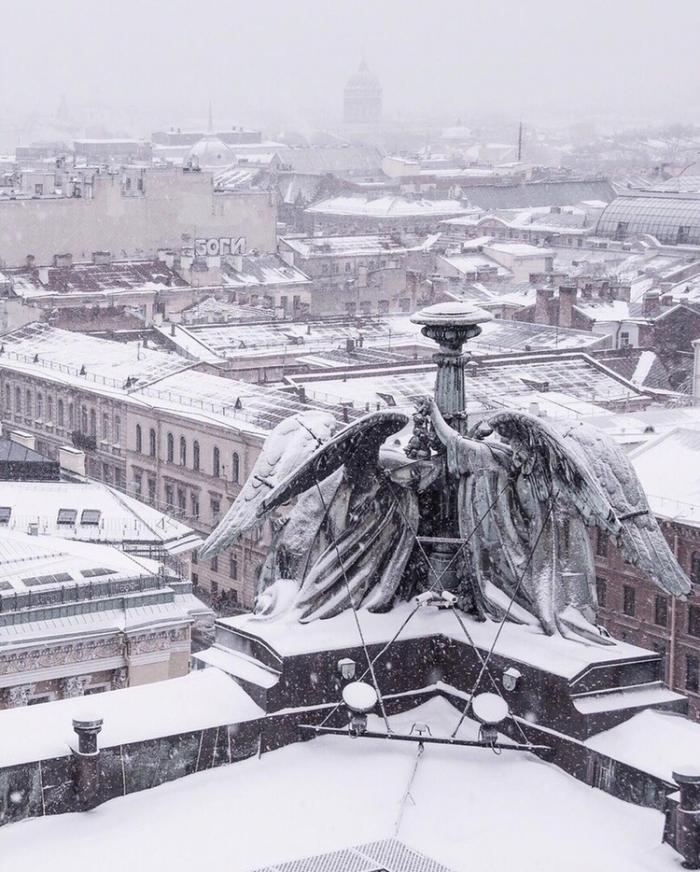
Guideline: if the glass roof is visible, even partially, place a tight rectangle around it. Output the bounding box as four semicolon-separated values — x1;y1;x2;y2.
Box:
596;195;700;244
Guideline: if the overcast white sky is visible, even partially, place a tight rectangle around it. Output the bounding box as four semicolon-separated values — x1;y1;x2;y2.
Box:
1;0;698;135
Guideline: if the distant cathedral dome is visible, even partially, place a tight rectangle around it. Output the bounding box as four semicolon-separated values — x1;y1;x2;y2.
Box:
185;133;235;169
343;60;382;125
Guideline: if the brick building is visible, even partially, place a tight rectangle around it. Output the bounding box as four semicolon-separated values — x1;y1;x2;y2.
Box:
596;427;700;719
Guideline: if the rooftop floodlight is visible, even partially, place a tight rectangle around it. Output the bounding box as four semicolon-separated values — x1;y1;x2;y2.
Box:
337;657;356;681
342;680;378;737
471;692;509;748
502;666;522;692
415;590;441;607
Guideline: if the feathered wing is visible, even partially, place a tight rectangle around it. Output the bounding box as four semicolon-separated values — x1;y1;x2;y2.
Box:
198;410;337;559
484;411;621;536
260;410;410;515
555;420;690;598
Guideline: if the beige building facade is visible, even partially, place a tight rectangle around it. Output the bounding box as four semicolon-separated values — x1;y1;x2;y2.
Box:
0;167;277;268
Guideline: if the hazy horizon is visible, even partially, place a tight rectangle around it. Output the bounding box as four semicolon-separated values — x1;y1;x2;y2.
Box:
1;0;699;141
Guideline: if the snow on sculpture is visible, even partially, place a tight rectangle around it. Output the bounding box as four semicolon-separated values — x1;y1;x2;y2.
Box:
201;302;690;641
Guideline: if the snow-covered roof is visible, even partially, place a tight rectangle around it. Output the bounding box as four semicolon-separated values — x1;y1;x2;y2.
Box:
222;253;311;288
306;196;477;219
0;480;200;552
281;234;419;258
0;693;680;872
292;353;647;416
0;323;344;434
0;669;260;768
628;427;700;527
1;259;188;301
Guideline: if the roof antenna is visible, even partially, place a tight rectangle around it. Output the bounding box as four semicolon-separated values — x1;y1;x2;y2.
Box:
517;120;523;163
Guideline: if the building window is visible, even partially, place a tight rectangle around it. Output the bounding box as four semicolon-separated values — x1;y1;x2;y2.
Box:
620;332;630;348
691;552;700;584
687;655;699;693
213;446;220;478
211;579;218;594
57;508;78;525
136;424;142;453
191;494;200;519
232;452;240;484
133;471;142;497
595;530;608;558
177;488;186;512
114;415;121;444
211;497;221;521
166;432;174;463
26;389;32;417
192;550;198;565
596;577;607;608
147;478;156;504
68;402;74;428
623;585;636;617
211;556;218;574
193;440;200;471
15;387;21;413
47;396;53;422
654;596;668;627
80;509;101;526
689;605;700;638
165;484;174;507
90;409;96;438
3;384;11;412
101;413;109;439
229;555;238;579
149;428;156;457
178;436;186;467
58;399;64;426
0;507;11;525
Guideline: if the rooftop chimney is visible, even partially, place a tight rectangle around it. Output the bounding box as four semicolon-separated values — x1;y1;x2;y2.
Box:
59;445;86;478
558;286;576;328
535;287;553;325
53;253;73;269
642;289;661;319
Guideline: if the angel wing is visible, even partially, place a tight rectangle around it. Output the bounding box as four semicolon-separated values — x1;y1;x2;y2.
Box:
260;410;410;515
555;420;690;597
198;410;337;559
484;411;621;537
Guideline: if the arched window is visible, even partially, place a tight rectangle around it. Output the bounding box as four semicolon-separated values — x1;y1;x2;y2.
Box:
15;387;21;413
166;432;174;463
692;552;700;585
47;396;53;422
26;389;32;417
102;412;109;440
213;446;220;478
81;406;88;434
89;409;96;438
135;423;142;453
68;402;74;428
232;451;240;483
114;415;121;444
149;428;156;457
36;393;43;420
193;440;200;471
58;399;64;426
180;436;187;467
4;384;10;411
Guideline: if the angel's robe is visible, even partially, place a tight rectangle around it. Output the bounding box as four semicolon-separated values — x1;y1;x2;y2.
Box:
443;429;599;637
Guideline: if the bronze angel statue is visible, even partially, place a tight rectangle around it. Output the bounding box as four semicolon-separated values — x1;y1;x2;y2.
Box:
200;397;689;644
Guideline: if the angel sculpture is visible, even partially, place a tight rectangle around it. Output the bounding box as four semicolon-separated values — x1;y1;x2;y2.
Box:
427;398;690;643
199;408;439;622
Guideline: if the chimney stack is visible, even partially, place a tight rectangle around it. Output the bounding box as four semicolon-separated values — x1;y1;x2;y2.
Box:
643;289;661;318
535;287;553;325
558;286;577;328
